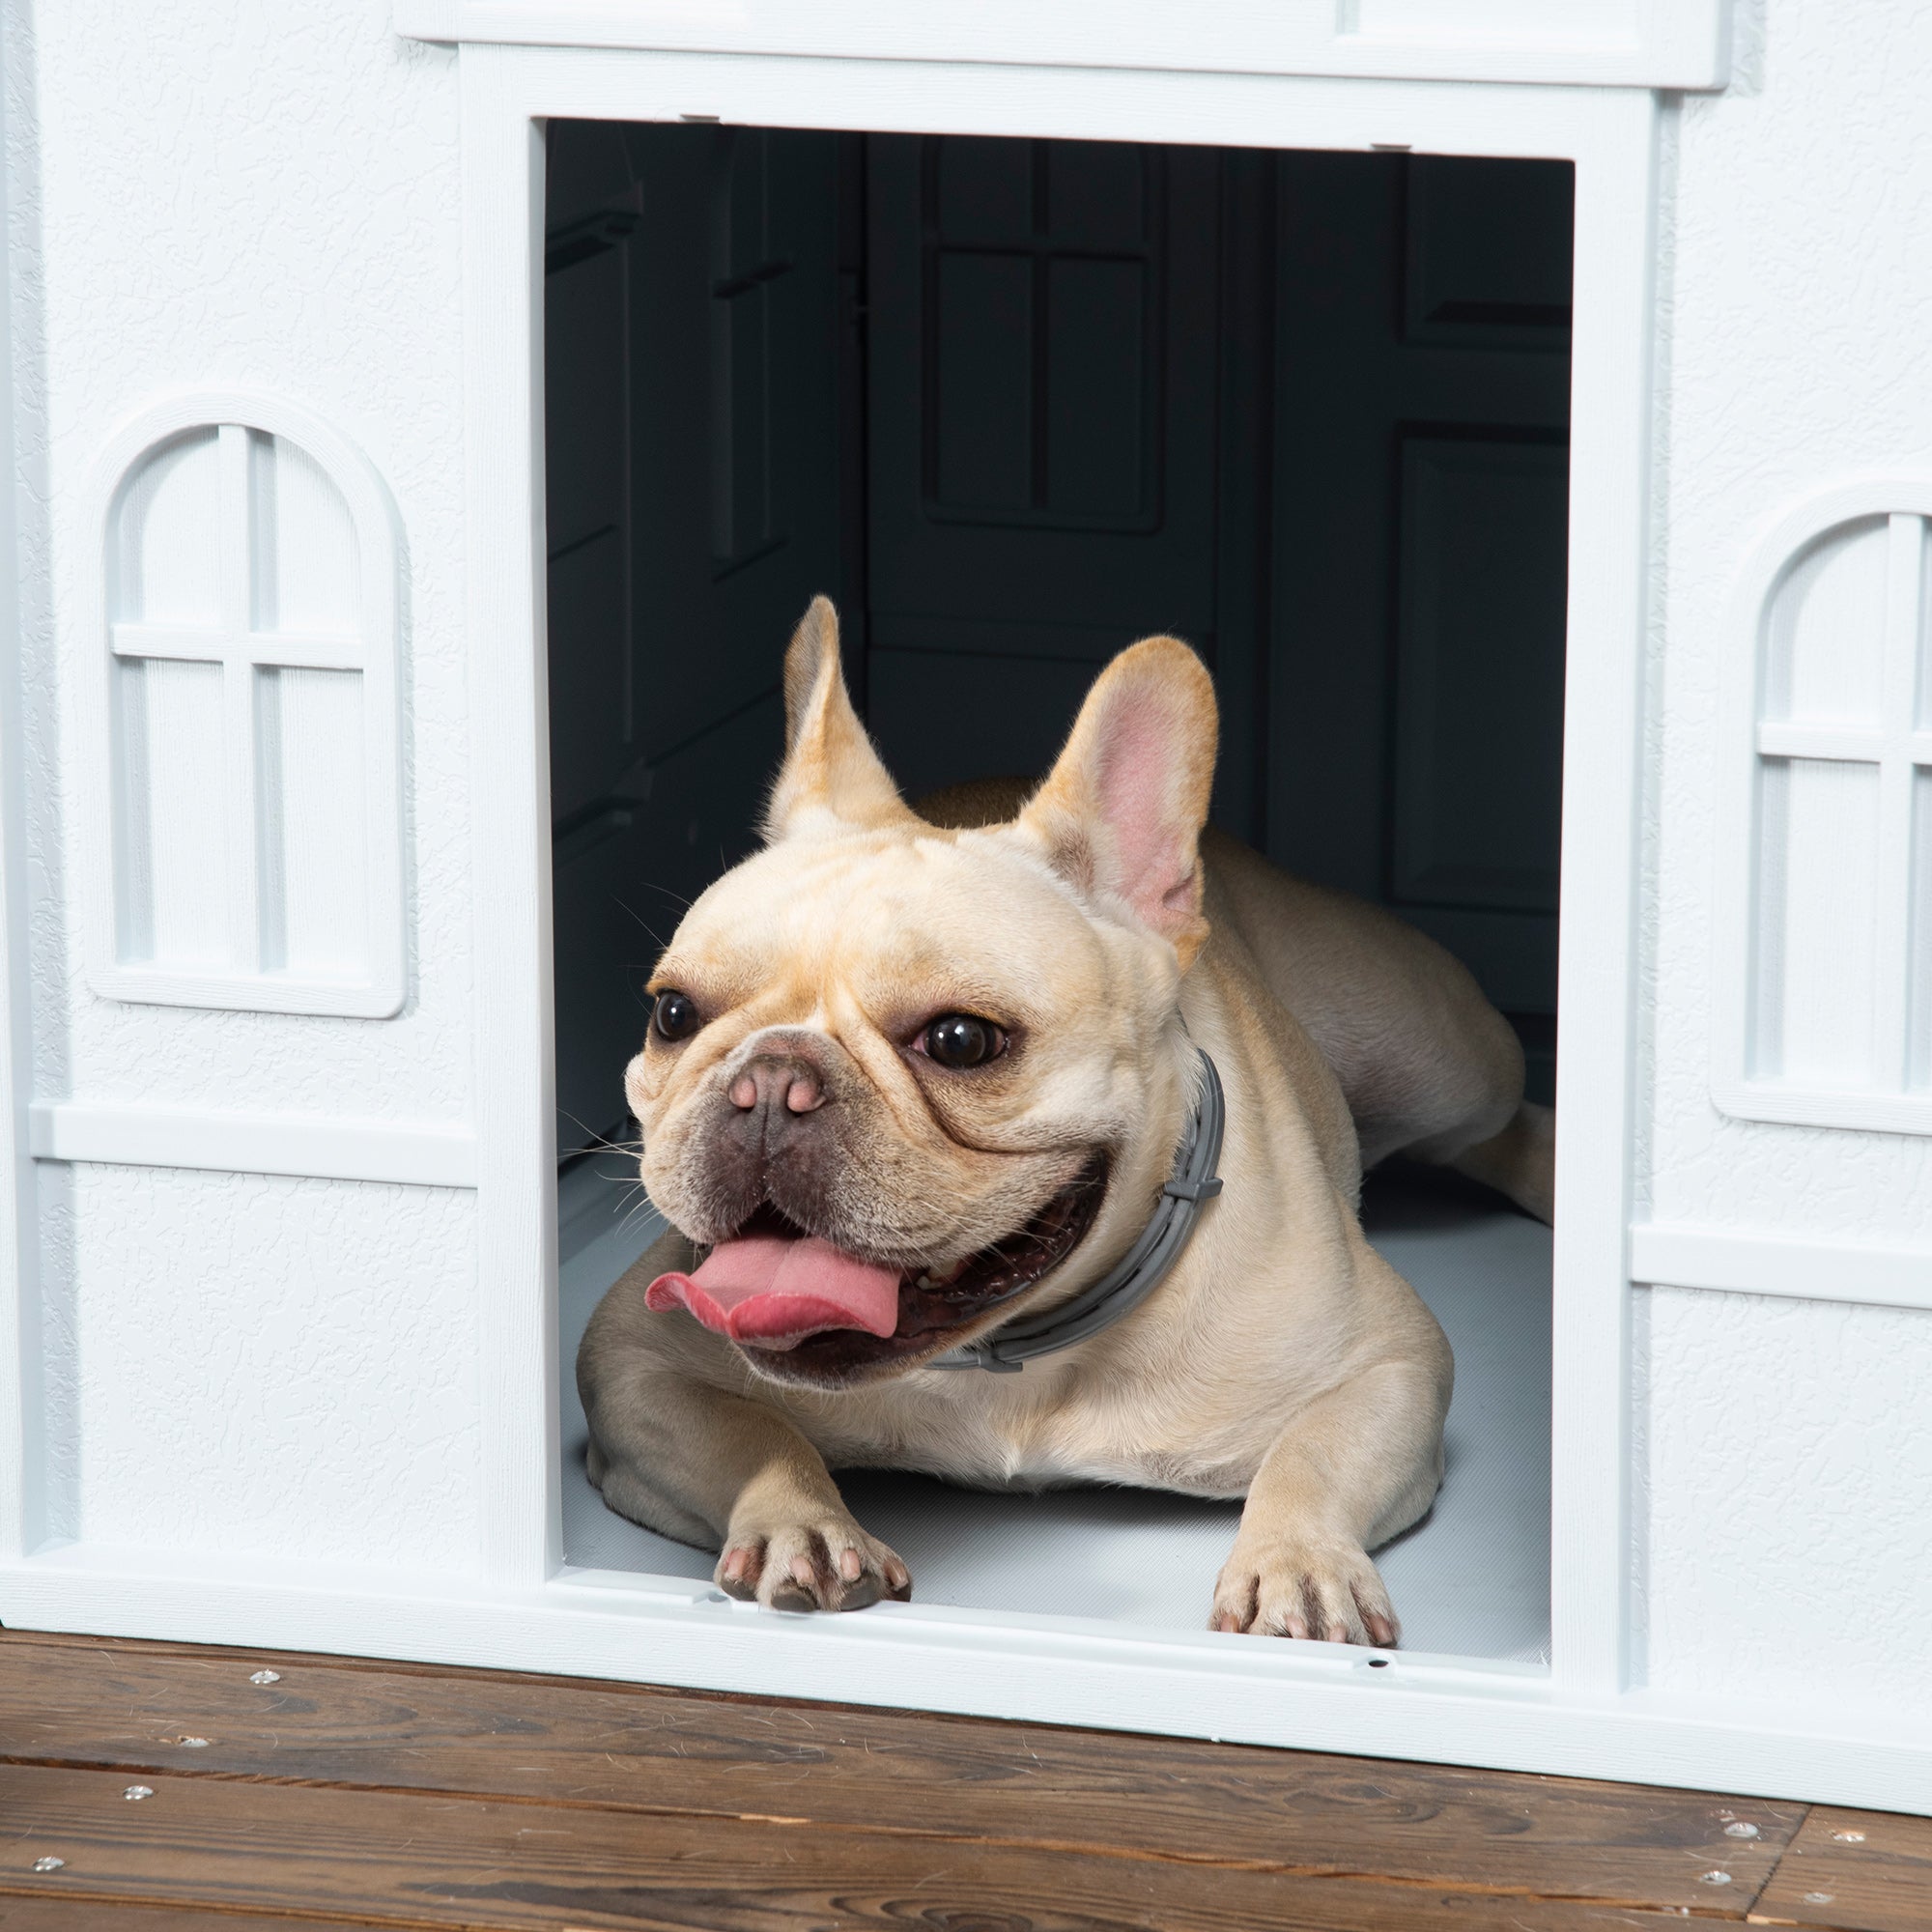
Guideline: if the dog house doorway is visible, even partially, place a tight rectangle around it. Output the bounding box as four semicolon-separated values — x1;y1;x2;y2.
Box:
544;122;1569;1663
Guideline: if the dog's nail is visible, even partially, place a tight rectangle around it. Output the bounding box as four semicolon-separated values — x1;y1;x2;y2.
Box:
729;1076;755;1108
785;1078;821;1112
790;1554;815;1588
839;1548;863;1581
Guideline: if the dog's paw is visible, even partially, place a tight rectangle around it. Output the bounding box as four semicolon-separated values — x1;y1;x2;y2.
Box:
716;1516;912;1613
1208;1534;1399;1646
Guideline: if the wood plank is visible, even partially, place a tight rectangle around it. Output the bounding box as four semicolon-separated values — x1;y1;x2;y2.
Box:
0;1762;1757;1932
1751;1805;1932;1931
0;1634;1802;1910
0;1903;375;1932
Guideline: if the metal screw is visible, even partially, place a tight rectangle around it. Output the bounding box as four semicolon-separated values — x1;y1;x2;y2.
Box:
1832;1830;1866;1843
31;1857;64;1873
123;1784;153;1802
175;1736;213;1748
248;1669;280;1685
1698;1870;1733;1886
1804;1893;1835;1906
1724;1820;1760;1838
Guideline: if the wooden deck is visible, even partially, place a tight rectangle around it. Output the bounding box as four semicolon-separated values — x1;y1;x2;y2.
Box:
0;1630;1921;1929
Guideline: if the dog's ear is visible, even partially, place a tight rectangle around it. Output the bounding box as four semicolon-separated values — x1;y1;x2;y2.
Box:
764;597;918;841
1016;637;1218;971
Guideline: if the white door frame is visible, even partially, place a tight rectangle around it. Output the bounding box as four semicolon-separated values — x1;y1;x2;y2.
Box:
461;45;1650;1680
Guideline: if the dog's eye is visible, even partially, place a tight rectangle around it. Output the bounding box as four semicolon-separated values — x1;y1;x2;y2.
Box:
919;1013;1007;1068
651;990;702;1042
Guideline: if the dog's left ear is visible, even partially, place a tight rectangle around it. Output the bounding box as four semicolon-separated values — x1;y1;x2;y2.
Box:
764;597;919;841
1017;636;1218;972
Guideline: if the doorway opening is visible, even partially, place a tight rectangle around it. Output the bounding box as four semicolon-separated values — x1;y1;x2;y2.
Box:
545;122;1570;1663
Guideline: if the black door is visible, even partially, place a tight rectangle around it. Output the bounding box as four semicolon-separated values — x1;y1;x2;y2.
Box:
545;128;1574;1156
1265;154;1572;1080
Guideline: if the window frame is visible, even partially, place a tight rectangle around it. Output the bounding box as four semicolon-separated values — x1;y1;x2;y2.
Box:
78;390;408;1020
1713;480;1932;1135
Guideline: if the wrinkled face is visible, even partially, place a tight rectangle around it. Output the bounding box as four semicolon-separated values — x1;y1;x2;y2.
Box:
629;825;1179;1387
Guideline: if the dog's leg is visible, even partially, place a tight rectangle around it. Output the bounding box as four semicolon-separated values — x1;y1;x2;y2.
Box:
1440;1098;1554;1225
1209;1353;1449;1646
581;1252;912;1613
598;1372;911;1612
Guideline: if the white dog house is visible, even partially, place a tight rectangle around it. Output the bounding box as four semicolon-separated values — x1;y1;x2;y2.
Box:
1;0;1928;1819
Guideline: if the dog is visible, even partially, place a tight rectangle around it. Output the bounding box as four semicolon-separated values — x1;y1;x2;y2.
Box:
577;597;1553;1643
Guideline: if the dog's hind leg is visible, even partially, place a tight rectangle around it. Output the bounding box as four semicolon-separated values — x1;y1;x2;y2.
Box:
1434;1099;1554;1226
1366;1011;1555;1226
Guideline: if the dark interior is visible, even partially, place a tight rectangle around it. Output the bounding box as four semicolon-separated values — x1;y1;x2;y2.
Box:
543;124;1573;1159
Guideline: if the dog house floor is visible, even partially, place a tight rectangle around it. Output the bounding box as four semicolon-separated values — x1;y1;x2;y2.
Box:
558;1163;1552;1664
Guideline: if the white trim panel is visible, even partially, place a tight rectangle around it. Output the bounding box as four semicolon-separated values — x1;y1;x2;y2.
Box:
1;1545;1926;1817
28;1100;477;1189
1633;1223;1932;1313
1712;478;1932;1136
394;0;1730;89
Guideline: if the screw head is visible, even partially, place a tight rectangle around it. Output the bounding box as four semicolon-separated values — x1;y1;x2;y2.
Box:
31;1856;64;1873
1723;1820;1760;1839
1804;1892;1835;1906
175;1736;213;1748
248;1668;280;1685
123;1784;153;1802
1832;1830;1867;1843
1698;1870;1733;1886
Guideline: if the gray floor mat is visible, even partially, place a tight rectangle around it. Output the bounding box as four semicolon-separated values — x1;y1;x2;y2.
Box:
558;1162;1551;1663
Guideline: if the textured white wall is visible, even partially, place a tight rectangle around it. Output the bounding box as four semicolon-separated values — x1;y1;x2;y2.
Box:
1645;0;1932;1240
1634;1284;1932;1709
23;0;470;1120
6;0;1927;1694
1634;0;1932;1704
10;1;480;1570
40;1164;479;1573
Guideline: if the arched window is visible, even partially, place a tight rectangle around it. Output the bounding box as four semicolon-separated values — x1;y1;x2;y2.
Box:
1715;485;1932;1131
81;394;406;1016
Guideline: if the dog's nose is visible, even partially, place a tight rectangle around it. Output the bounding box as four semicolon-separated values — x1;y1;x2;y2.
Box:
728;1057;827;1116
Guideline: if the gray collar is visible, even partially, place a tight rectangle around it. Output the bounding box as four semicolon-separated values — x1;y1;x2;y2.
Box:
931;1046;1226;1373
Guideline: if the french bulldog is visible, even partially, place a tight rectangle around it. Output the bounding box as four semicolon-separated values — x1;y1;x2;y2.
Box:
578;598;1552;1643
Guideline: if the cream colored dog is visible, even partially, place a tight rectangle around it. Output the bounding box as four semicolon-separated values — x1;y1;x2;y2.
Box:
578;599;1552;1644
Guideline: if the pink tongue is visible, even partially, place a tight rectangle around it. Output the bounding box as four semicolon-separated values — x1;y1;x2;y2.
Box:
644;1232;903;1349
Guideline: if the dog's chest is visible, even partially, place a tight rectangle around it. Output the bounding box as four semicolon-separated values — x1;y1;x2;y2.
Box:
787;1369;1265;1499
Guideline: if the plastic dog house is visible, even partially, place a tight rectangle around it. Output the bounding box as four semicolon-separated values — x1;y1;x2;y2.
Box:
1;0;1929;1817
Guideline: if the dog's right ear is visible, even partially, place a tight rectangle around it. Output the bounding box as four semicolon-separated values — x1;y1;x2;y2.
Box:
764;597;919;842
1016;636;1219;972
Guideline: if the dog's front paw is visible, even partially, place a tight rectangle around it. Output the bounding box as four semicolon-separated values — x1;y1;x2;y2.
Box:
716;1515;912;1613
1209;1534;1398;1646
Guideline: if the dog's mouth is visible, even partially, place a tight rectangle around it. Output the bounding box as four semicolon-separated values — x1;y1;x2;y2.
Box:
643;1155;1108;1380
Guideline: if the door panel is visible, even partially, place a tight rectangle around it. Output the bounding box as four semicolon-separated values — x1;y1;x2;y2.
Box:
1265;151;1572;1061
1391;433;1568;920
864;135;1224;787
545;124;846;1153
865;649;1105;801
